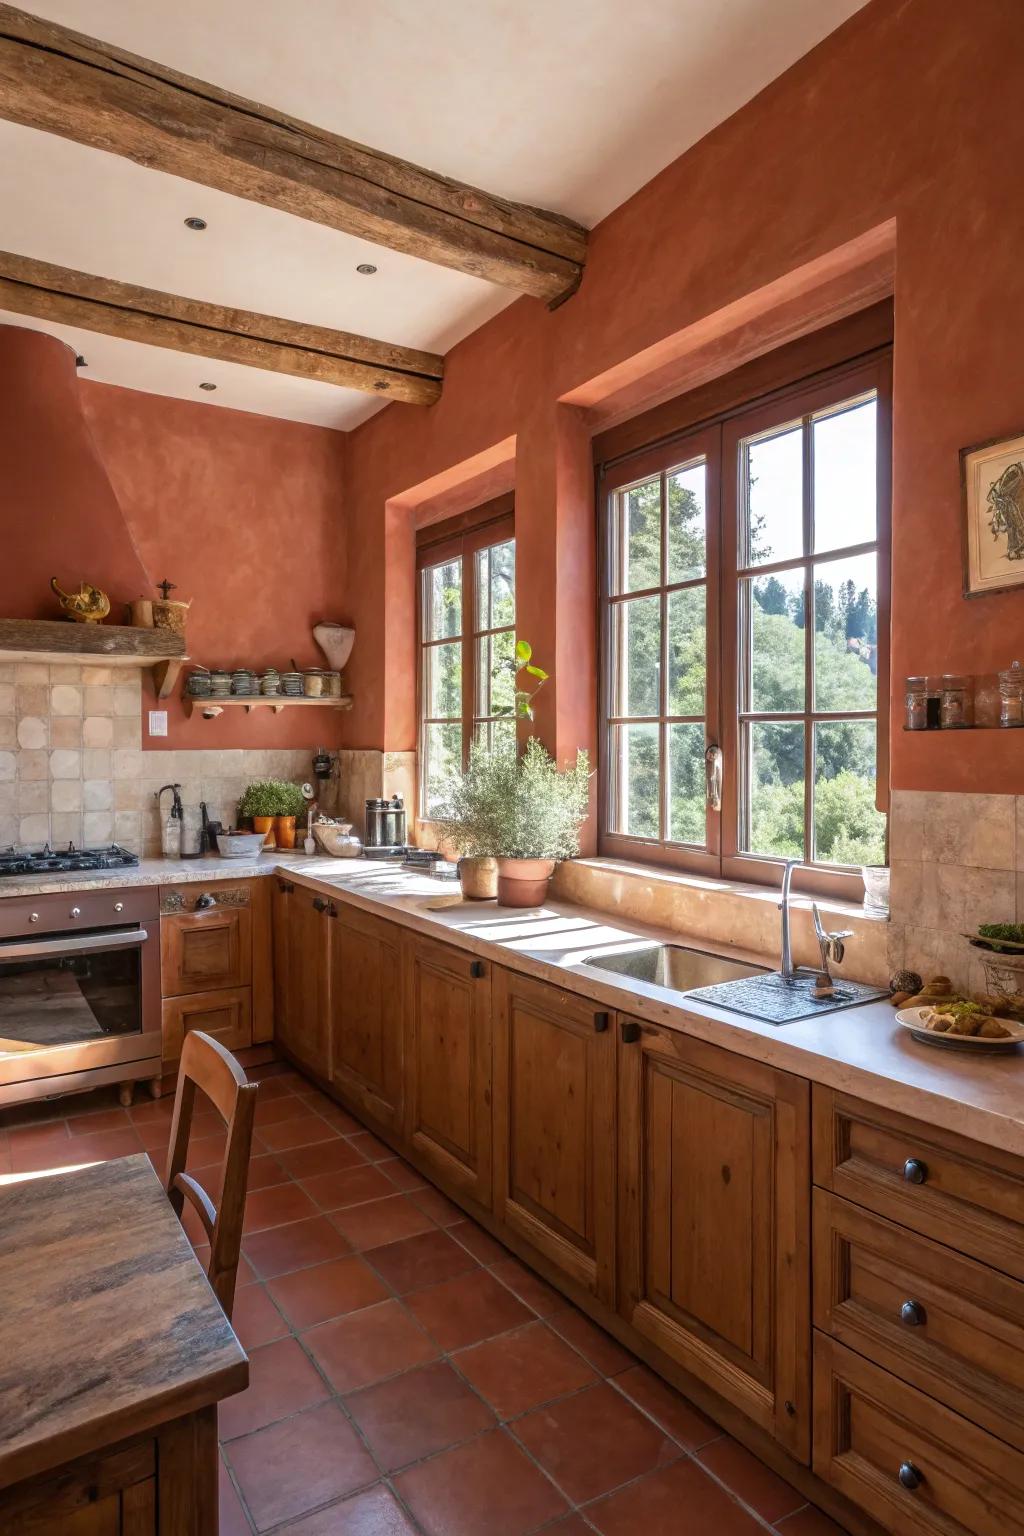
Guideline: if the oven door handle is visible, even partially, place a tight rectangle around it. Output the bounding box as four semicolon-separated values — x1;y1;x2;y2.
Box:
0;927;149;962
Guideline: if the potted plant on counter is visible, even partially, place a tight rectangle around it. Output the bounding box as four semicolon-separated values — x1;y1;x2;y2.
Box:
238;781;281;848
435;737;590;907
273;781;308;850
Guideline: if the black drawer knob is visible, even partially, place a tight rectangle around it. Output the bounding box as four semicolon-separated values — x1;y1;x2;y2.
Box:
312;896;328;912
195;893;216;910
593;1011;609;1033
903;1158;928;1185
620;1020;641;1044
470;960;486;979
900;1299;925;1327
898;1461;923;1491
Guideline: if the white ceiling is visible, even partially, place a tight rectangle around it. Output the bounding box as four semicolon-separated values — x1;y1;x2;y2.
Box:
5;0;868;429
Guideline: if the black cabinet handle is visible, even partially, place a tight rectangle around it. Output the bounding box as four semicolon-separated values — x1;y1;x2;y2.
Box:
903;1158;928;1185
593;1011;609;1033
898;1462;923;1491
312;896;328;913
326;902;338;918
195;892;216;910
278;880;294;894
470;960;486;979
620;1020;641;1044
900;1299;925;1327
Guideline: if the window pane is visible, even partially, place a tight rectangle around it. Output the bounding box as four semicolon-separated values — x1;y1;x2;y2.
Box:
667;587;705;715
743;424;803;567
746;721;805;859
423;721;462;816
476;629;516;718
610;596;661;717
747;570;805;712
425;559;462;640
610;723;660;838
476;539;515;629
668;723;705;845
613;476;661;594
474;717;517;756
425;641;461;718
813;553;877;711
813;721;886;865
813;397;876;554
667;461;706;582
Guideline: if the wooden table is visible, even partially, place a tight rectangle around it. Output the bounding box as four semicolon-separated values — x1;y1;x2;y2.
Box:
0;1154;248;1534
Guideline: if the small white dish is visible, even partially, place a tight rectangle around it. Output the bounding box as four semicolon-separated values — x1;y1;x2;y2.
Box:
895;1006;1024;1051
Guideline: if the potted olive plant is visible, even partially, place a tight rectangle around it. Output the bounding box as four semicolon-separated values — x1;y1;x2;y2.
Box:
434;737;590;907
238;780;307;849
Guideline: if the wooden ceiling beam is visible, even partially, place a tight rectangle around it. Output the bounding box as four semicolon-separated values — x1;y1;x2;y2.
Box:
0;250;444;404
0;5;587;305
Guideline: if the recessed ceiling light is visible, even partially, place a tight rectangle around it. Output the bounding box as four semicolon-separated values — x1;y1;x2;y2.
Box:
356;263;377;275
184;216;207;231
198;381;217;391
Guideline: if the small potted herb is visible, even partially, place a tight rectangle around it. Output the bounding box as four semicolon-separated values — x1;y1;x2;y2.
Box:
273;781;308;849
237;780;307;849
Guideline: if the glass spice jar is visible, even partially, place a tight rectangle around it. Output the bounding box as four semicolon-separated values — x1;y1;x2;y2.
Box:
904;675;928;731
973;674;1002;729
940;674;971;728
999;660;1024;727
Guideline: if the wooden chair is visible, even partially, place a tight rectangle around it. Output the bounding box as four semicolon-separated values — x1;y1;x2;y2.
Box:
164;1030;258;1319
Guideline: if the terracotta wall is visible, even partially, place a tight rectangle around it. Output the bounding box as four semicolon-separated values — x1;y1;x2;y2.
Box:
340;0;1024;799
80;383;348;751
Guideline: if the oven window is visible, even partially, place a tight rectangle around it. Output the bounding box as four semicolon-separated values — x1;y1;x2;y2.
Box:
0;929;143;1051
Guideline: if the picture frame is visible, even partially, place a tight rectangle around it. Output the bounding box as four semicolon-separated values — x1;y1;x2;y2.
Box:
961;430;1024;598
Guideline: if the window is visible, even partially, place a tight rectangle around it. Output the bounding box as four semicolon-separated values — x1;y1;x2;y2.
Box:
600;349;891;891
418;499;515;817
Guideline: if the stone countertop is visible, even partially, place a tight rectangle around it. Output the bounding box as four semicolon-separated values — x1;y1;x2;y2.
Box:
2;853;1022;1157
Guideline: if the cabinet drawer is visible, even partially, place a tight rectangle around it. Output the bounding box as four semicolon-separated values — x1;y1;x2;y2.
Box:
814;1190;1024;1450
814;1337;1024;1536
162;987;252;1064
161;905;252;996
813;1087;1024;1280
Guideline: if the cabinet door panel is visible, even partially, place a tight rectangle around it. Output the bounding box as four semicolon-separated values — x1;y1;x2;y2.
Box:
331;905;402;1132
161;907;250;996
493;969;615;1300
285;890;330;1079
162;987;252;1066
404;935;491;1205
619;1018;810;1460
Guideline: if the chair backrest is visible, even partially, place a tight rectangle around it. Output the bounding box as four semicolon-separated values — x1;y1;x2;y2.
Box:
164;1030;258;1319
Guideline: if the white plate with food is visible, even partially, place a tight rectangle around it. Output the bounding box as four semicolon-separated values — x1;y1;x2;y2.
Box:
896;1005;1024;1051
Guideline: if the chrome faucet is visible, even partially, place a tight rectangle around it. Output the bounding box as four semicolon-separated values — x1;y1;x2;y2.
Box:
779;859;801;980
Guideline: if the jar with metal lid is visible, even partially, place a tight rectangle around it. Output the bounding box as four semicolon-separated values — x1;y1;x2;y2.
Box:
940;674;971;729
999;661;1024;727
904;676;928;731
303;669;324;698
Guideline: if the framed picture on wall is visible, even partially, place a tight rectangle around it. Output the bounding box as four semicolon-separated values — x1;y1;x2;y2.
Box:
961;430;1024;597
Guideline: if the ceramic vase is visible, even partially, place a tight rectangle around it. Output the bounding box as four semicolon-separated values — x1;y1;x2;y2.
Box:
274;815;297;849
253;816;276;849
495;857;555;907
458;856;498;900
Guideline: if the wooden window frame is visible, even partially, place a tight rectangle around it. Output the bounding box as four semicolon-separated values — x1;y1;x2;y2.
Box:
416;495;515;819
597;335;892;899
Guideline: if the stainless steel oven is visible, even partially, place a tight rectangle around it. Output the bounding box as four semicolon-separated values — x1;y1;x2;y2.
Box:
0;887;161;1107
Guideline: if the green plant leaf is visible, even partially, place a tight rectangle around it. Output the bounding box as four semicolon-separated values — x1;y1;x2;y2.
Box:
515;639;533;664
524;665;548;680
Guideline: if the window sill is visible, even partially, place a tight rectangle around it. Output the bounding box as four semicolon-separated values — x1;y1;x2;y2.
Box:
560;856;886;922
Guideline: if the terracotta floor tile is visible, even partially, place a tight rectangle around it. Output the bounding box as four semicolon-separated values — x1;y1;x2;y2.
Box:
186;1130;228;1169
244;1216;351;1279
247;1152;290;1190
347;1130;392;1162
303;1298;438;1392
776;1504;849;1535
218;1335;330;1440
278;1137;369;1180
257;1111;341;1152
268;1255;389;1329
406;1267;533;1351
230;1283;289;1350
218;1459;251;1536
317;1103;363;1135
545;1520;592;1535
227;1401;377;1532
408;1185;464;1226
547;1308;634;1376
378;1156;429;1191
66;1107;131;1136
488;1257;564;1318
365;1228;478;1294
396;1427;567;1536
330;1194;436;1251
697;1436;806;1523
136;1118;178;1152
128;1095;175;1123
345;1359;496;1470
243;1181;319;1233
514;1381;680;1504
33;1127;143;1168
613;1363;721;1450
245;1072;297;1098
254;1093;309;1127
586;1456;766;1536
449;1219;509;1265
299;1163;395;1211
454;1320;597;1418
278;1483;419;1534
7;1120;71;1150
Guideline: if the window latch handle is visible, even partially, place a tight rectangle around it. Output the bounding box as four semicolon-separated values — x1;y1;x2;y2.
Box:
704;743;723;812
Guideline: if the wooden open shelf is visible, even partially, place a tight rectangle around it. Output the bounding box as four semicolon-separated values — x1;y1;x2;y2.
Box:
185;694;353;717
0;618;187;699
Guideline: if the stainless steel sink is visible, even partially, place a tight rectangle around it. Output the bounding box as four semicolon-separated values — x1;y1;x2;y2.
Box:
580;941;767;991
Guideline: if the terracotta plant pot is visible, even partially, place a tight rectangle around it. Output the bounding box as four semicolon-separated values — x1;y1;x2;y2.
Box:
458;856;498;900
496;857;555;908
274;815;297;850
253;815;276;849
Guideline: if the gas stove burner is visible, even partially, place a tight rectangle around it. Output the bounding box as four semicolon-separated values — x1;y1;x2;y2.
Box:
0;843;140;877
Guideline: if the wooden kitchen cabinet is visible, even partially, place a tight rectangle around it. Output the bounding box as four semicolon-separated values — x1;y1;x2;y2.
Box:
159;879;270;1072
402;932;491;1204
330;902;403;1133
617;1016;811;1461
162;987;251;1064
281;885;331;1080
492;967;616;1301
161;902;251;996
